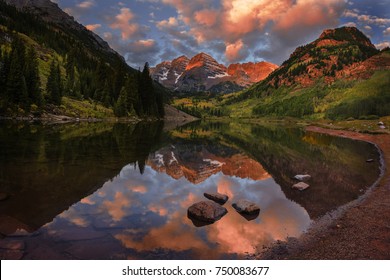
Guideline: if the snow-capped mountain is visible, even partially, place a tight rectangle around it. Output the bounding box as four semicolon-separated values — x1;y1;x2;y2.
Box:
150;52;278;94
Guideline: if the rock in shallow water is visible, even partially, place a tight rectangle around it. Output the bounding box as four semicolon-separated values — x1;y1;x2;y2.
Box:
232;199;260;215
292;182;310;191
204;192;229;205
294;174;311;181
187;201;227;223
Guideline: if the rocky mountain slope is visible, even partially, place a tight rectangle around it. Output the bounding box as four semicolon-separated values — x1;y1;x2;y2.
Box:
151;52;277;94
223;26;390;120
260;27;380;89
3;0;117;57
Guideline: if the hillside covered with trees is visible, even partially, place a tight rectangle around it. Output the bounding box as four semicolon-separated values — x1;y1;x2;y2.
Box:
0;0;164;119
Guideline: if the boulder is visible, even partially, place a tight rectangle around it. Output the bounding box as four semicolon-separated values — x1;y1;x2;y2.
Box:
378;121;384;126
187;201;227;223
292;182;310;191
232;199;260;215
366;159;374;163
204;192;229;205
379;125;386;129
294;174;311;181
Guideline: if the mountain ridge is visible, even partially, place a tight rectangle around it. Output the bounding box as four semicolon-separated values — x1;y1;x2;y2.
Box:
0;0;165;119
3;0;118;57
222;26;390;120
151;52;278;94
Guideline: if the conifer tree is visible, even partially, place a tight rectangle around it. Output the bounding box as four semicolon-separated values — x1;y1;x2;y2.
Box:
6;41;25;105
46;59;62;105
139;62;158;116
25;47;42;107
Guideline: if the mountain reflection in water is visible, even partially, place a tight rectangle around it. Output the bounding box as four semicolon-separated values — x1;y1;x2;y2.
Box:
0;121;380;259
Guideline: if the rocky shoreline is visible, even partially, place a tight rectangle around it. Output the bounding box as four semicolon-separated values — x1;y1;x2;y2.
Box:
255;126;390;260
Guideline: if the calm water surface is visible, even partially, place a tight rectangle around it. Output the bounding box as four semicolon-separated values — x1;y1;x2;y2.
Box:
0;121;380;259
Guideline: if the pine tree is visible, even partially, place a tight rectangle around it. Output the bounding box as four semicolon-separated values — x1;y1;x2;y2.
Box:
46;59;62;105
124;75;138;115
139;62;158;116
114;87;127;117
6;40;26;105
25;47;42;107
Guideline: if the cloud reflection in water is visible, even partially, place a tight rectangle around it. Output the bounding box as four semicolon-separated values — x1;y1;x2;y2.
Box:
47;161;311;259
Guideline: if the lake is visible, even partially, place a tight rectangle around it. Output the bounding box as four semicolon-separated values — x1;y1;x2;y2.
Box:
0;120;380;259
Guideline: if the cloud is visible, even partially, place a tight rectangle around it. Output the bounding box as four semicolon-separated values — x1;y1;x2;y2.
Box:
375;41;390;49
225;39;248;62
156;17;179;29
130;39;158;52
343;9;390;26
85;24;101;31
384;27;390;36
125;39;160;67
77;1;96;9
194;9;218;27
364;25;372;31
110;8;142;40
161;0;346;63
344;21;357;27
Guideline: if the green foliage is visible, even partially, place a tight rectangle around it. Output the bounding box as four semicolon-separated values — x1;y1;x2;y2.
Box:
0;36;43;113
326;72;390;120
0;0;165;118
250;71;390;120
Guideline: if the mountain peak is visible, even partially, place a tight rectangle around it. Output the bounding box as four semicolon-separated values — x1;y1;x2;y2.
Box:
259;26;379;89
173;55;189;61
186;52;220;71
318;26;375;48
151;52;277;94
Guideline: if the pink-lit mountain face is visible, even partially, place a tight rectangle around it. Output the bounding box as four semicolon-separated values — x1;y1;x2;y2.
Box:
150;52;278;94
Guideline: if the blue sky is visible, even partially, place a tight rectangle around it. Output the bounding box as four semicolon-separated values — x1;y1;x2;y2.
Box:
53;0;390;68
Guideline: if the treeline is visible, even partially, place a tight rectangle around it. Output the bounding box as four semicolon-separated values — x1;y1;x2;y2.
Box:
0;37;43;114
0;0;164;118
175;104;229;118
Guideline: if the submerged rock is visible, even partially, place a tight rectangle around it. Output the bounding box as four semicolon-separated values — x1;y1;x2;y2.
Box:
366;159;374;163
292;182;310;191
232;199;260;215
294;174;311;181
204;192;229;205
187;201;227;223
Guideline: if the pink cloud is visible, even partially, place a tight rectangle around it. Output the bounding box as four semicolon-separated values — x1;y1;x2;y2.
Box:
110;8;140;40
86;24;101;31
162;0;345;63
194;9;218;26
275;0;343;31
130;39;157;51
225;39;244;62
156;17;179;29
